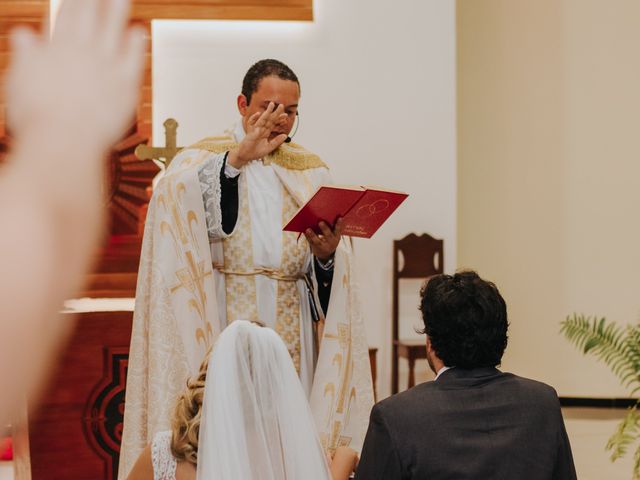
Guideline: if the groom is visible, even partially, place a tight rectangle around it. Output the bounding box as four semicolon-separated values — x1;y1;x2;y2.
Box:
356;271;577;479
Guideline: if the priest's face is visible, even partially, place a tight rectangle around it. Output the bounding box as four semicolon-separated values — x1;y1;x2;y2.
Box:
238;75;300;140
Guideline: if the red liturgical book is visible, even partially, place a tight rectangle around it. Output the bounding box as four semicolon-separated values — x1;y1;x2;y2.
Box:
283;185;409;238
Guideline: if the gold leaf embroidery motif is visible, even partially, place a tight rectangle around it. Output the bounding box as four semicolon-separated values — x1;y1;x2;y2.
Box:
187;135;327;171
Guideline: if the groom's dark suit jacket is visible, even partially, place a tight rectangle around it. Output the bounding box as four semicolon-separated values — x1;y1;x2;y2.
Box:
355;367;577;480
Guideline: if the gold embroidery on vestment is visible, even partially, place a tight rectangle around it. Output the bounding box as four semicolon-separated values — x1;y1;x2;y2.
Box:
187;135;327;170
275;187;309;373
221;177;258;322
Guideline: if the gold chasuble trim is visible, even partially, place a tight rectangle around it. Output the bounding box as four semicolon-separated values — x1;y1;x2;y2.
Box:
222;177;259;323
275;187;309;373
187;135;327;171
266;142;327;170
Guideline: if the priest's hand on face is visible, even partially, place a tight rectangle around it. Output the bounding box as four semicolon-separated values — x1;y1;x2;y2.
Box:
228;102;289;169
305;218;343;262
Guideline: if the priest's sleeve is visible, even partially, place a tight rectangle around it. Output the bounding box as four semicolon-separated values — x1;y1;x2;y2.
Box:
197;151;236;239
314;256;334;315
219;153;239;234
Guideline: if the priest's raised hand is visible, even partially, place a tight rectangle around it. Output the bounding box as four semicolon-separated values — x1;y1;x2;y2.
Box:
227;101;289;168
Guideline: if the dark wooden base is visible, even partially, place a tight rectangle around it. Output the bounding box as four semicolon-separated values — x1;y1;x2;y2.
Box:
14;311;133;480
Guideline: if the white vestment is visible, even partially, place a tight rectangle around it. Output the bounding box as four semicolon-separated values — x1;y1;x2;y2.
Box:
118;125;374;478
205;123;322;394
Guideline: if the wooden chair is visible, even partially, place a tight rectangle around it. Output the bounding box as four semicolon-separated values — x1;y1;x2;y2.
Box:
392;233;444;394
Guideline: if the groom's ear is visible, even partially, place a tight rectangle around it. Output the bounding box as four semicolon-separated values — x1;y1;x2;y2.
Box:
237;94;248;116
426;335;435;356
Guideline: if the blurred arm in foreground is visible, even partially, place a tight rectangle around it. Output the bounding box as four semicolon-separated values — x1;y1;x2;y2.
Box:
0;0;144;425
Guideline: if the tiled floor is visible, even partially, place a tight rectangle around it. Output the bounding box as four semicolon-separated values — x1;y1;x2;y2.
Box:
0;409;633;479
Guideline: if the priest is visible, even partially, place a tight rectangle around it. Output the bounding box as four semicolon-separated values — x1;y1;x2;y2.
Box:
119;59;373;478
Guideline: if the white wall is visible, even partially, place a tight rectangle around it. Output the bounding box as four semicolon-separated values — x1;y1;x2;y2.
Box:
152;0;457;398
458;0;640;398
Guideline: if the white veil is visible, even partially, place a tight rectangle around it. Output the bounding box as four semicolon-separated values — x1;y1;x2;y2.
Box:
196;320;331;480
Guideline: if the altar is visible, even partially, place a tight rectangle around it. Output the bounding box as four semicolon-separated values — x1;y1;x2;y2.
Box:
13;301;135;480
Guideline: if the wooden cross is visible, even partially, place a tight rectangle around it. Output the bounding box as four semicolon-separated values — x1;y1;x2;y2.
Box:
134;118;182;167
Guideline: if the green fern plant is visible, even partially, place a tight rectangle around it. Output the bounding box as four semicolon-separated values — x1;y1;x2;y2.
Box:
561;314;640;478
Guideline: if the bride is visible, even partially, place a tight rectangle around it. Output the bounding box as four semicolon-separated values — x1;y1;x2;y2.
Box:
126;320;358;479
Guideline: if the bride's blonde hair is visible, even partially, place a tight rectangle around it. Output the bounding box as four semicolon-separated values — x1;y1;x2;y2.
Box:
170;351;210;465
169;321;266;465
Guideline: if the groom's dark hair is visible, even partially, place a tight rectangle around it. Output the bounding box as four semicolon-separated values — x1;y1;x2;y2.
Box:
419;270;509;369
242;59;300;105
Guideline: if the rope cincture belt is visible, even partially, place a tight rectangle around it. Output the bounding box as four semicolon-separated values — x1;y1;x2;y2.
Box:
212;264;305;282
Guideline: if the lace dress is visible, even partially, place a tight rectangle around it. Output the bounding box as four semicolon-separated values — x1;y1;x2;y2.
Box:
151;431;178;480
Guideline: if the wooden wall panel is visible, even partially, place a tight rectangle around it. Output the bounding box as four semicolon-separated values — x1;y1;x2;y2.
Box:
21;311;134;480
0;14;46;142
0;0;48;20
132;0;312;20
0;1;47;140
